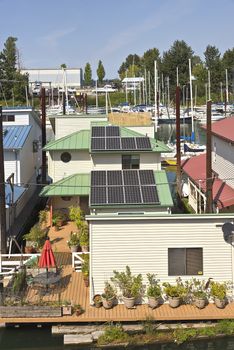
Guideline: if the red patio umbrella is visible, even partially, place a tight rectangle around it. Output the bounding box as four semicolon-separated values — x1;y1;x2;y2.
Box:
38;237;56;270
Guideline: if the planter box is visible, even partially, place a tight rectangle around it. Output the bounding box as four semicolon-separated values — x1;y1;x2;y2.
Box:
62;305;73;316
0;306;62;318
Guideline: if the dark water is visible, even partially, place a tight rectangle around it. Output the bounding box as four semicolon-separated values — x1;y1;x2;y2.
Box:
157;121;206;145
1;327;234;350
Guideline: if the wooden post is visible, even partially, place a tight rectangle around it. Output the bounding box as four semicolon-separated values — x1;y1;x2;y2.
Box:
41;88;47;185
206;100;213;213
0;106;7;254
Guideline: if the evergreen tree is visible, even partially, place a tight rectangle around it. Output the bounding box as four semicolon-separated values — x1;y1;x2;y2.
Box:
97;60;105;84
161;40;194;99
118;54;141;79
0;36;28;102
84;62;92;86
222;48;234;94
141;48;161;76
204;45;223;93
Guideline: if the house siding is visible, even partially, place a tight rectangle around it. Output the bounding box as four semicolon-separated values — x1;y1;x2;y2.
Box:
49;150;92;181
89;216;233;301
55;116;107;139
212;136;234;188
140;153;161;170
92;154;122;170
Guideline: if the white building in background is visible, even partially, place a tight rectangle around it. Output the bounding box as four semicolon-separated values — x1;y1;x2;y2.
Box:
122;77;144;91
21;67;83;90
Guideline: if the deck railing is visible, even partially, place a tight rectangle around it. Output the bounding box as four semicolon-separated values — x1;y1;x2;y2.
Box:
72;252;89;272
0;253;40;276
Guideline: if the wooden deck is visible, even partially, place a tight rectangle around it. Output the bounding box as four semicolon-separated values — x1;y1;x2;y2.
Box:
1;221;234;324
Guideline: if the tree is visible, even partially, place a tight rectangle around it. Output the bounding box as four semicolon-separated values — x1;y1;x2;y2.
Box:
118;54;141;79
204;45;223;93
0;36;28;102
84;62;92;86
97;60;105;84
141;48;161;76
60;63;67;69
222;48;234;94
0;36;18;100
161;40;194;99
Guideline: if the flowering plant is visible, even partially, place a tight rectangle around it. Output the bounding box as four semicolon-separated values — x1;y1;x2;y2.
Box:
67;231;79;248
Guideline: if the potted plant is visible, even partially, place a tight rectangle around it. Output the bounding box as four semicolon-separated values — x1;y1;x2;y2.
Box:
62;300;73;315
81;254;89;287
23;224;48;252
210;281;228;308
93;294;102;308
67;231;79;252
163;278;187;308
101;281;116;309
146;273;162;309
79;222;89;252
73;304;84;316
69;206;84;229
189;278;208;309
111;266;143;309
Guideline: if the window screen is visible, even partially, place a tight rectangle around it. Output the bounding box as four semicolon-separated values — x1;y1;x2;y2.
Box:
168;248;203;276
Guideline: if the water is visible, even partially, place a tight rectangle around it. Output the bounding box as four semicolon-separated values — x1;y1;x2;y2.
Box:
1;327;234;350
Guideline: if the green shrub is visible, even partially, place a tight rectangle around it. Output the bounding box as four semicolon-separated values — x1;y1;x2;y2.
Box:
98;323;129;345
23;224;48;249
111;266;143;298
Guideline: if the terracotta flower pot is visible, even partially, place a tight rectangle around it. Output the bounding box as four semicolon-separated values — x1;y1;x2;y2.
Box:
148;296;160;309
83;276;89;287
168;296;181;308
122;296;135;309
102;296;115;309
194;297;206;309
70;246;78;253
214;298;226;309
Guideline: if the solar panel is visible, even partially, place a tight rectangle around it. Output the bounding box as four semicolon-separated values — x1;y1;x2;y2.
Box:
136;137;151;150
121;137;136;150
124;186;142;203
106;137;121;150
91;171;106;186
108;186;124;204
123;170;139;185
141;186;160;203
92;126;105;137
139;170;155;185
90;187;106;204
106;126;120;137
107;171;123;186
91;137;105;150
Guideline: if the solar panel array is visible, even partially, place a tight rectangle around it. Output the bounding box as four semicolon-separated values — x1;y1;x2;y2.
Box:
91;126;152;151
90;170;160;206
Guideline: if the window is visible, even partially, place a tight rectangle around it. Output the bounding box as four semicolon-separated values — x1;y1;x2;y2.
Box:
168;248;203;276
2;115;15;122
61;152;72;163
122;155;140;169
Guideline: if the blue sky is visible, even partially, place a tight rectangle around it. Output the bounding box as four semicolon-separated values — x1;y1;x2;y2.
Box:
0;0;233;78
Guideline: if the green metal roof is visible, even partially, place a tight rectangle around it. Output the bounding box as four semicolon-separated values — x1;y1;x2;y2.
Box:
43;130;90;151
40;170;173;208
43;124;171;153
154;170;174;207
40;173;90;197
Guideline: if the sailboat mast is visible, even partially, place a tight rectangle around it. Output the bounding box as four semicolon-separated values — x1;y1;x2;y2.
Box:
154;60;157;136
208;70;211;101
225;69;229;103
189;58;194;134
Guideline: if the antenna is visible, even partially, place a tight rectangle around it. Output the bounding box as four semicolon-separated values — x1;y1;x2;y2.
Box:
222;222;234;244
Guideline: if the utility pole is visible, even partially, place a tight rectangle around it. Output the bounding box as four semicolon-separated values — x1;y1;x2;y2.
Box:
0;106;7;254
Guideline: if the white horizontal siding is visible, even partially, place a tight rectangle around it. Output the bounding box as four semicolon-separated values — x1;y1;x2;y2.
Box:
3;114;29;126
55;116;107;139
90;217;233;300
92;154;122;170
140;153;161;170
50;150;92;182
4;151;19;183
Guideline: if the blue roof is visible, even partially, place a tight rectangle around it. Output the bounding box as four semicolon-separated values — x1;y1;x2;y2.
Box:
3;125;32;149
5;184;26;207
